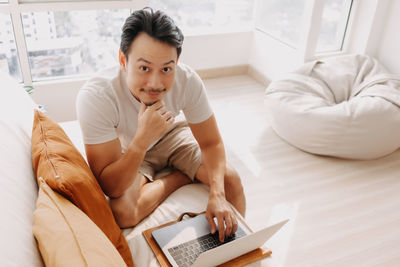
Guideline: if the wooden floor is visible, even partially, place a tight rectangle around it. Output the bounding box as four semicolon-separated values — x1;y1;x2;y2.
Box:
62;74;400;267
203;75;400;267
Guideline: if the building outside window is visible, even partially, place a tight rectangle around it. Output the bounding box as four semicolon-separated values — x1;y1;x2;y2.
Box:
22;9;130;81
0;14;22;81
149;0;254;35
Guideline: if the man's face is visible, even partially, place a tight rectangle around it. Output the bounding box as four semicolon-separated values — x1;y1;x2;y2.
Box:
119;32;178;106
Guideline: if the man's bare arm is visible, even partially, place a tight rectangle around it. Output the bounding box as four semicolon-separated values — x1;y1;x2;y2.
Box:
189;115;225;197
189;114;237;242
85;137;146;198
85;101;174;198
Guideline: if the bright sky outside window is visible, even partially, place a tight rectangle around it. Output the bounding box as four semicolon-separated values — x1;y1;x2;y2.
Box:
255;0;307;48
22;9;130;81
0;14;22;81
316;0;353;53
149;0;254;35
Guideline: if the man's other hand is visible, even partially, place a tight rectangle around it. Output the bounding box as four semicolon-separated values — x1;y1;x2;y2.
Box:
205;195;238;242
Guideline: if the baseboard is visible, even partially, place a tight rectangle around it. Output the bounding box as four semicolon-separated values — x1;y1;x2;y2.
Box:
196;65;249;80
247;66;270;87
196;65;270;87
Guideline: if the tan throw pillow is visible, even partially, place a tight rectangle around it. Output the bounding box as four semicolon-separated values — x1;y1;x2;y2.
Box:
31;110;133;266
33;178;127;267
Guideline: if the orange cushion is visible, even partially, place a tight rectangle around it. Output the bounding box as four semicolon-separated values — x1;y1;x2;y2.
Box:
34;178;127;267
31;110;133;267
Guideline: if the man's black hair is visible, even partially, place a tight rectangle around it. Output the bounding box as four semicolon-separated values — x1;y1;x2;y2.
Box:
120;7;184;59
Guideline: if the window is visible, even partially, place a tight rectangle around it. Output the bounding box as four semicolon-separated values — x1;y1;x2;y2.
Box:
256;0;353;54
0;14;22;81
1;0;357;86
149;0;254;35
316;0;353;53
255;0;307;48
2;0;256;84
22;9;130;81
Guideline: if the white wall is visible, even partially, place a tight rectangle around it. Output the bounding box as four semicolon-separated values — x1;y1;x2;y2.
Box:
339;0;399;74
30;78;85;122
248;31;301;82
181;31;252;70
373;0;400;75
32;31;252;122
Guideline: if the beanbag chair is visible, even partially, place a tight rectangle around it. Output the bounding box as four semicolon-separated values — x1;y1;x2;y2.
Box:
264;54;400;160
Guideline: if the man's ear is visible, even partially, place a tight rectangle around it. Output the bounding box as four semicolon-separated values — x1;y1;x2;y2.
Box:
119;50;126;71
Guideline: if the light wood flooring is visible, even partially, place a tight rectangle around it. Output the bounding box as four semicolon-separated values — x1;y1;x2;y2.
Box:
62;74;400;267
203;75;400;267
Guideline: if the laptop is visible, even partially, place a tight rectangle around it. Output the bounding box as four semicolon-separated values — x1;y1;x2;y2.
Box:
151;213;288;267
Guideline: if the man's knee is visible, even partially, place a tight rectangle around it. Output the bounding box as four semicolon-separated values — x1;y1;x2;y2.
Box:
110;197;139;228
224;166;244;196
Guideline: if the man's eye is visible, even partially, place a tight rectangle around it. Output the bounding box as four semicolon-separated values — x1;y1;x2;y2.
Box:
140;66;149;71
162;67;171;73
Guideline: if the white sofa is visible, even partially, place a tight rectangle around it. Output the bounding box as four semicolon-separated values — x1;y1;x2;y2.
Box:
1;73;44;266
2;72;400;267
0;72;210;266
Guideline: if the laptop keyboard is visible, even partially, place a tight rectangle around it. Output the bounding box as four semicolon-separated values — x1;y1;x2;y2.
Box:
168;227;247;267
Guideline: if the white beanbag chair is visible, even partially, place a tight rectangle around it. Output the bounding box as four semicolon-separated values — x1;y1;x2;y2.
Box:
264;54;400;159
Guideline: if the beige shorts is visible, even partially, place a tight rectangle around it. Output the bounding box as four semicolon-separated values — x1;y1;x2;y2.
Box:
139;119;202;182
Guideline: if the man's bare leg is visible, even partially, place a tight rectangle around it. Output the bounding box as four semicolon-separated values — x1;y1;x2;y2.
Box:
110;170;191;228
195;163;246;216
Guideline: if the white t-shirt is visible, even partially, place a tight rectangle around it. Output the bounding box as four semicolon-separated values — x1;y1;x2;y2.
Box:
76;63;213;152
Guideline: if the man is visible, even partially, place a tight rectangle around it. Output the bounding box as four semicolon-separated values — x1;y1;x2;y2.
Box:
77;8;246;242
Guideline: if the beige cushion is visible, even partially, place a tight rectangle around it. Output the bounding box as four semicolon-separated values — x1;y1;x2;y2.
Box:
33;178;127;267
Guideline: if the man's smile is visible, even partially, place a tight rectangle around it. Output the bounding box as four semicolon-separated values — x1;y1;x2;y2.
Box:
140;88;166;93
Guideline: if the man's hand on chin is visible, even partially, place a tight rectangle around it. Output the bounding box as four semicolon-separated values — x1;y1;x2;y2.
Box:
135;100;174;149
205;194;238;243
